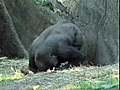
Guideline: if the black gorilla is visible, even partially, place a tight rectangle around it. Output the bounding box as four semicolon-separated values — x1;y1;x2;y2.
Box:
29;23;85;73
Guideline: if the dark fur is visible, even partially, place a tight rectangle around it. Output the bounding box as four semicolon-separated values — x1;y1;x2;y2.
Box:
29;23;85;73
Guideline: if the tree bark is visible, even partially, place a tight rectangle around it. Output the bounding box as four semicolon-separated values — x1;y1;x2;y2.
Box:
0;0;28;58
4;0;57;50
61;0;119;65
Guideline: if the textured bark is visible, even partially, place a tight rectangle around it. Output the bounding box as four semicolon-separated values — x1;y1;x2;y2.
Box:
61;0;119;65
4;0;57;50
0;0;28;58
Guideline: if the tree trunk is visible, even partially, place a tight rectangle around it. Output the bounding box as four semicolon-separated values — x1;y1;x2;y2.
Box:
0;0;118;65
61;0;119;65
0;0;28;58
4;0;57;50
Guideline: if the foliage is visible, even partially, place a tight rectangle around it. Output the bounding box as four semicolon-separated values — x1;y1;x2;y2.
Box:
34;0;50;5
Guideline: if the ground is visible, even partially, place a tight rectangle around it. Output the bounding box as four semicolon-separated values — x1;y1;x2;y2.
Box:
0;57;119;90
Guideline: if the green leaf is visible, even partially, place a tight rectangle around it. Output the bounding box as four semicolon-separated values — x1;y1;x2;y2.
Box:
93;83;119;90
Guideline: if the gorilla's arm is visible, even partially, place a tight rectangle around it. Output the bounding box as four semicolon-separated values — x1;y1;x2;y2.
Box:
58;42;84;63
29;52;38;73
73;30;83;50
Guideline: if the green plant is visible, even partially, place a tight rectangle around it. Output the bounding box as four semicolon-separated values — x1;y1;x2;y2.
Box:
62;78;119;90
34;0;50;5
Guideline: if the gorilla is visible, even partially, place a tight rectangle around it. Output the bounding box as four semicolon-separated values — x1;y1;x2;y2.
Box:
29;23;85;73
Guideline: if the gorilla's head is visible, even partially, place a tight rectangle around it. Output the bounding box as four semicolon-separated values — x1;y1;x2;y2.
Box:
35;53;58;71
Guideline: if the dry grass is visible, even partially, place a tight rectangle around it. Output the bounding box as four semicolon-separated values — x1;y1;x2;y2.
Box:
0;57;119;90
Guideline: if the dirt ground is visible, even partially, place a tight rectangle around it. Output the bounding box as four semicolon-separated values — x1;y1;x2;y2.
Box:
0;57;119;90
